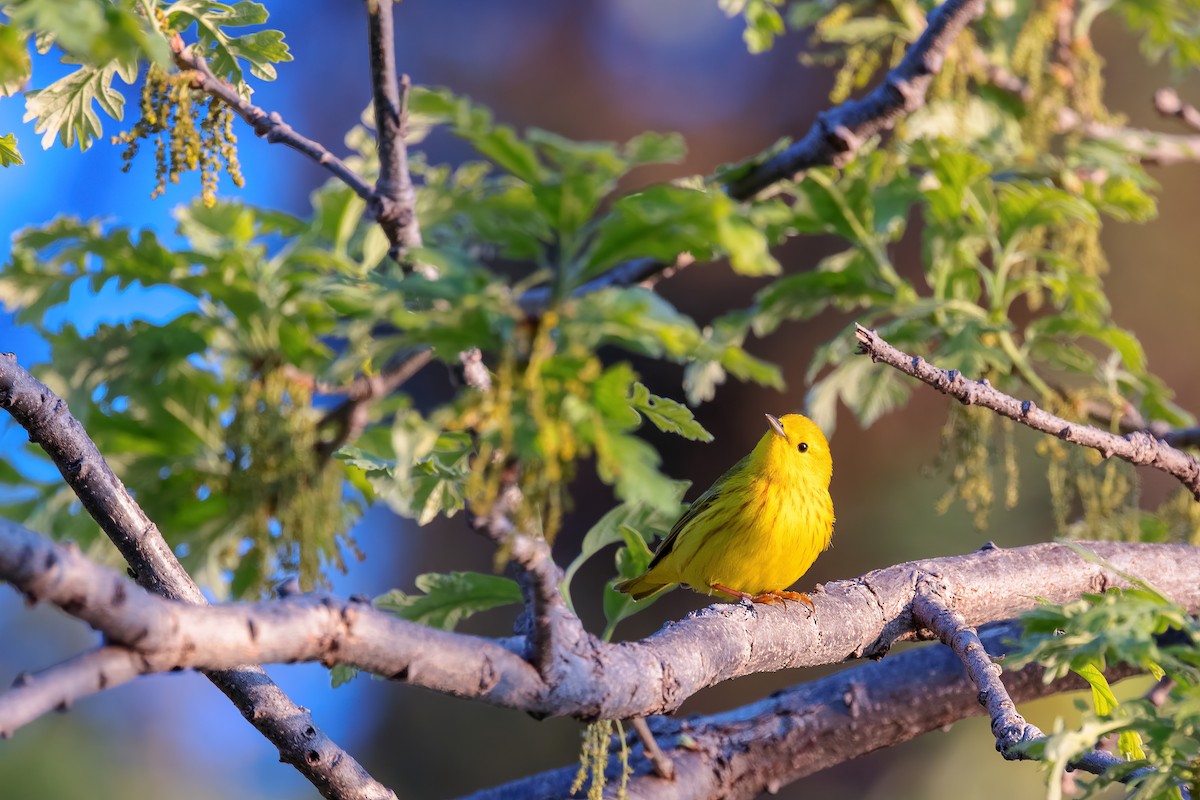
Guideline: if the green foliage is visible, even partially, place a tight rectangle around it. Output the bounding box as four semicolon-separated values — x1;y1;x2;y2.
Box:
0;198;375;596
560;482;689;638
165;1;291;84
6;0;169;67
7;0;289;154
375;571;523;630
0;132;21;164
23;59;135;150
1010;578;1200;799
0;23;32;95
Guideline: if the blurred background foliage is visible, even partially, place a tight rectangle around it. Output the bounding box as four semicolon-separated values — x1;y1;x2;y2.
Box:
1;0;1199;797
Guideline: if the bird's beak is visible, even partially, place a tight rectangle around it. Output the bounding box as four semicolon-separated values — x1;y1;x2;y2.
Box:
765;413;787;439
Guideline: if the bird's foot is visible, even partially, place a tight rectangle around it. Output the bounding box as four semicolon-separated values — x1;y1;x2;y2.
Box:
750;590;815;611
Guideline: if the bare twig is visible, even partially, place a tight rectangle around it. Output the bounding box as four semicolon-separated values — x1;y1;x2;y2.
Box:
470;479;589;677
4;519;1200;726
912;585;1041;757
725;0;985;198
317;348;434;458
463;621;1141;800
364;0;424;266
0;357;395;800
912;586;1164;791
170;36;375;203
1155;88;1200;133
1061;110;1200;167
853;324;1200;498
630;717;675;781
1074;398;1200;451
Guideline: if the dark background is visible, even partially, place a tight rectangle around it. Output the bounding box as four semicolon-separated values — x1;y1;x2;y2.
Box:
1;1;1197;797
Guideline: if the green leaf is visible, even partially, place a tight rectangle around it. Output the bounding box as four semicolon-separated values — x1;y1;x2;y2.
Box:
7;0;168;67
0;133;23;166
807;353;912;434
564;287;702;360
329;664;359;688
583;185;779;278
559;483;688;611
601;525;660;638
23;61;127;150
0;24;32;97
628;382;713;442
996;183;1098;246
375;571;523;631
623;131;686;166
167;0;292;84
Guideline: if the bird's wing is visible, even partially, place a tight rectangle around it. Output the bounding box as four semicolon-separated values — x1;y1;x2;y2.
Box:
646;453;750;571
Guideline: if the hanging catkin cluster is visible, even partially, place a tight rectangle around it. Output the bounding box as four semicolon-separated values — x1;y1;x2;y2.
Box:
113;64;244;207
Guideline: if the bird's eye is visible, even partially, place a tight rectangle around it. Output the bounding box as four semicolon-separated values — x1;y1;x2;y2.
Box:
797;442;809;453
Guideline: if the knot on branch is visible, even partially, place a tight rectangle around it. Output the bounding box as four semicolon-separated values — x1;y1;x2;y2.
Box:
1123;430;1159;465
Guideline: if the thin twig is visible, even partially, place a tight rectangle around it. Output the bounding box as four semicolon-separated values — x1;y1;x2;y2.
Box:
630;717;675;781
1074;398;1200;450
1155;88;1200;133
725;0;986;198
317;348;434;459
853;324;1200;498
0;356;395;800
470;476;588;676
364;0;425;265
912;587;1164;790
170;35;374;202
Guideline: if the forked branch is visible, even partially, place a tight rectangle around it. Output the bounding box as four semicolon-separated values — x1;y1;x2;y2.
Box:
0;356;394;800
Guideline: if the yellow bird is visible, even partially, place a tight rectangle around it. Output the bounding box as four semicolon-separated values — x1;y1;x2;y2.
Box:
614;413;834;605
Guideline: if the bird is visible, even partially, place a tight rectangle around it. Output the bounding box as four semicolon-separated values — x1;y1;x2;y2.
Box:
614;413;834;606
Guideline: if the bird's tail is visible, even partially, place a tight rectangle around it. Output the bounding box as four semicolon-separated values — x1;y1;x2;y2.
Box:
613;573;671;601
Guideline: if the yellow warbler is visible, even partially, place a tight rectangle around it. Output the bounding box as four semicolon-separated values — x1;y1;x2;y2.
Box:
615;413;834;605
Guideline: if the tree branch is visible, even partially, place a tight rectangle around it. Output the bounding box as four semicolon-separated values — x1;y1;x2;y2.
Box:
461;621;1141;800
316;348;434;459
1155;88;1200;133
170;35;375;203
518;0;983;316
853;324;1200;498
4;518;1200;727
470;479;589;678
0;357;395;800
725;0;985;199
364;0;424;263
913;587;1172;792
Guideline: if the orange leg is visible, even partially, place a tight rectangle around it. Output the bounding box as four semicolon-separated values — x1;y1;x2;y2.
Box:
709;582;754;601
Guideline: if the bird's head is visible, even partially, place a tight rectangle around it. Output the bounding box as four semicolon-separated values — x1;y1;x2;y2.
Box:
760;413;833;487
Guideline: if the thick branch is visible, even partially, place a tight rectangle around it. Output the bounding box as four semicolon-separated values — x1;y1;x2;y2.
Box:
0;357;394;800
170;36;374;202
463;621;1140;800
4;519;1199;726
853;324;1200;498
365;0;423;259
